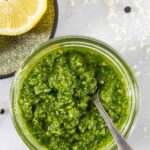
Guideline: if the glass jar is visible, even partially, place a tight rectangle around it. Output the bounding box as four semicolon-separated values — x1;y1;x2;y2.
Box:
11;36;140;150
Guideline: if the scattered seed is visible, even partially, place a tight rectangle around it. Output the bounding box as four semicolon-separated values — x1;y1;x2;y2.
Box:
0;108;5;114
124;6;131;13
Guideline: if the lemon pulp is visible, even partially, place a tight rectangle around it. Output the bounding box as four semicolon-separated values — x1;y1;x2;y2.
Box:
0;0;47;36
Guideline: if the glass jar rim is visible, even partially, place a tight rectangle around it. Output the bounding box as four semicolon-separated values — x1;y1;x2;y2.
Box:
11;36;140;150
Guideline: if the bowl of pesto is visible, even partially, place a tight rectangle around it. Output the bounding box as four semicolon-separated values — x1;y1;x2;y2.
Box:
11;36;140;150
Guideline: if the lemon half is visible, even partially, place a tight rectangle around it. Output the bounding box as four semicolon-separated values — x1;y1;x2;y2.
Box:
0;0;47;36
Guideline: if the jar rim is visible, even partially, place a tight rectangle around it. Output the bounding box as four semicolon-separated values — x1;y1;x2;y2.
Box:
11;36;140;150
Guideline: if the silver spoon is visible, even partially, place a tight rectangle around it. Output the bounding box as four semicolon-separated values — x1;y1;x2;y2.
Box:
91;86;133;150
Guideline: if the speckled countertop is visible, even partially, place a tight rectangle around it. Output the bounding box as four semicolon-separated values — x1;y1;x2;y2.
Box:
0;0;150;149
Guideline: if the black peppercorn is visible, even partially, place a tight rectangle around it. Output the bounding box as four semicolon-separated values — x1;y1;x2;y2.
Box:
0;108;5;114
124;6;131;13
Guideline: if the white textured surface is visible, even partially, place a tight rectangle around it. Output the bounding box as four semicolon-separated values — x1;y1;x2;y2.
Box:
0;0;150;149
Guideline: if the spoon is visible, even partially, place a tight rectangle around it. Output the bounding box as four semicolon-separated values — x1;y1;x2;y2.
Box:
91;84;133;150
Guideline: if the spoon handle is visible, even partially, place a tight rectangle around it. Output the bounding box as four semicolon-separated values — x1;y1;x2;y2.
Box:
94;98;133;150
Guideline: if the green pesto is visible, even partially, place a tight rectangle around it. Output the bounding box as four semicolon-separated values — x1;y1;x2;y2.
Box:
18;47;130;150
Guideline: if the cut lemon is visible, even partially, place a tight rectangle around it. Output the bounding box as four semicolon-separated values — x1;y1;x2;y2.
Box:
0;0;47;36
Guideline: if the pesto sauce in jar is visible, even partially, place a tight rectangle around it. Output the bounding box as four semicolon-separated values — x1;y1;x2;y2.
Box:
18;47;130;150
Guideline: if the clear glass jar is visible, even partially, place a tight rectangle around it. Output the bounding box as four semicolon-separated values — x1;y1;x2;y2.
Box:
11;36;140;150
